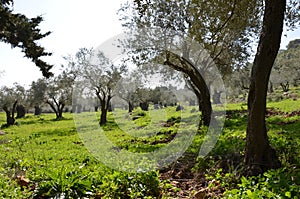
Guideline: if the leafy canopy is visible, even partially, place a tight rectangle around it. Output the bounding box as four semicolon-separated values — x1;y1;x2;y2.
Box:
0;0;53;77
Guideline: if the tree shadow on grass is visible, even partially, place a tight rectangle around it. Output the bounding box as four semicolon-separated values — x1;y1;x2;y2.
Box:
208;109;300;173
37;127;77;137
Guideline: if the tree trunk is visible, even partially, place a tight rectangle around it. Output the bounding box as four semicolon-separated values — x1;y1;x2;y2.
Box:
213;91;222;104
108;102;113;112
140;102;149;111
34;105;42;115
58;103;65;119
245;0;285;176
4;109;15;126
46;100;63;120
164;53;212;126
280;81;289;92
16;104;26;118
128;101;134;113
100;108;107;125
3;100;18;126
187;79;202;111
100;101;107;126
77;104;82;113
268;81;274;93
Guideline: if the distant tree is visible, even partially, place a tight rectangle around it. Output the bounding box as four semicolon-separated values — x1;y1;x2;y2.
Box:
0;83;26;126
135;87;151;111
286;38;300;49
271;40;300;91
0;0;53;77
73;48;127;125
149;86;177;107
119;0;261;125
14;84;26;118
226;64;251;99
45;71;74;120
28;78;47;115
116;77;139;113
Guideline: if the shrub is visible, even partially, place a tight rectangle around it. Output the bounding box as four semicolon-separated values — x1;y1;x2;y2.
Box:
97;170;161;198
223;168;300;199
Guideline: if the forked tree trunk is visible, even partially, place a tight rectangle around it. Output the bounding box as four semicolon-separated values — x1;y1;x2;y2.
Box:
46;100;64;120
245;0;285;175
280;81;289;92
3;100;18;126
99;95;112;126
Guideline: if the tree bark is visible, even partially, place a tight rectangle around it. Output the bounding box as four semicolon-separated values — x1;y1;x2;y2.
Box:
268;81;274;93
34;105;42;115
5;110;15;126
108;102;113;112
3;100;18;126
140;102;149;111
99;100;107;126
98;95;112;126
16;104;26;118
128;101;134;113
164;53;212;126
186;79;202;111
46;100;64;120
58;103;65;119
245;0;285;175
213;91;222;104
280;81;289;92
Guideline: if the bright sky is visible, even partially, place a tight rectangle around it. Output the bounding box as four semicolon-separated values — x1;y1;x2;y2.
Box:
0;1;299;87
0;0;127;87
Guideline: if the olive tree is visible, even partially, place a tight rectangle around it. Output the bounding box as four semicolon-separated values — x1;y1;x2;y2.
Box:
119;0;261;126
45;71;74;120
0;83;26;126
72;48;127;125
120;0;300;175
115;76;140;113
271;40;300;92
245;0;300;175
28;78;47;115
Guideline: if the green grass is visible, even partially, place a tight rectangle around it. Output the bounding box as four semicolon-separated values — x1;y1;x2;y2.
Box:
0;88;299;198
267;98;300;112
0;113;163;198
207;88;300;198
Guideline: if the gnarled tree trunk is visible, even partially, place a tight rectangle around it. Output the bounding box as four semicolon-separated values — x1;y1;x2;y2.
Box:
34;105;42;115
164;52;212;126
98;93;112;126
16;104;26;118
140;102;149;111
46;99;65;120
128;101;134;113
99;100;107;126
245;0;285;175
3;100;18;126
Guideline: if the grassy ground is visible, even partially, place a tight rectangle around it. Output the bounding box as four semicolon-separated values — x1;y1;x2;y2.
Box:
0;88;299;198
